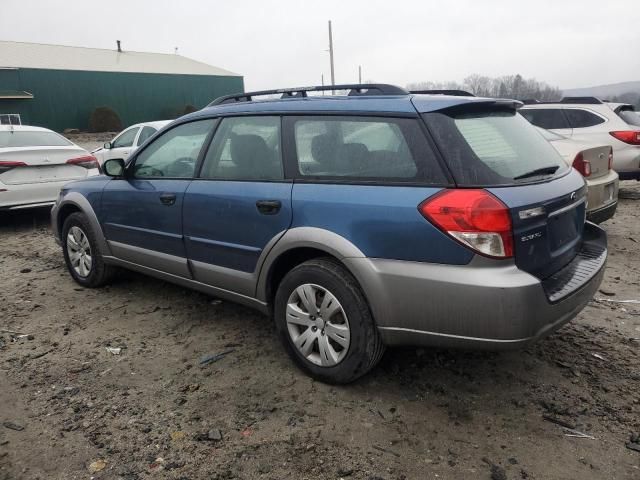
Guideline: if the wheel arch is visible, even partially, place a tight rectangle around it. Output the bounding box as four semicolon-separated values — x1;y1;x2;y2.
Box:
56;193;111;256
256;227;367;307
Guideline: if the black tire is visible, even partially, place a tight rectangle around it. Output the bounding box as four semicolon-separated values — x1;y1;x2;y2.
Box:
61;212;117;288
274;258;385;384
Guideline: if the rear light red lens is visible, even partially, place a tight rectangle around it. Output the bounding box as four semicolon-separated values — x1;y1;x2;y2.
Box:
66;155;100;171
609;130;640;145
607;147;613;170
572;152;591;177
0;161;27;174
419;189;514;258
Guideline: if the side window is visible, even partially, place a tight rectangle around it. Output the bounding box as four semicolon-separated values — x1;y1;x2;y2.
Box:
112;127;139;148
292;116;445;182
133;119;214;178
564;109;606;128
200;116;283;180
137;126;157;146
520;109;569;130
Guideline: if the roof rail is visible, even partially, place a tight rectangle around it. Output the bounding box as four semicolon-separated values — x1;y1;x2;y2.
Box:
520;99;540;105
208;83;409;106
560;96;603;105
409;89;475;97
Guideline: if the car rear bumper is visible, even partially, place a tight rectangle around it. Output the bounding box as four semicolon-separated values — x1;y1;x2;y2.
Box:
346;222;606;349
587;201;617;223
0;180;67;210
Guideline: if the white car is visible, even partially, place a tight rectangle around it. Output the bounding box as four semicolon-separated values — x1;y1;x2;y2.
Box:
0;125;99;210
538;127;619;223
521;98;640;180
92;120;171;164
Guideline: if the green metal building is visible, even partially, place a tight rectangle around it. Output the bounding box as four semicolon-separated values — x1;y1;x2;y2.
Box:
0;41;244;131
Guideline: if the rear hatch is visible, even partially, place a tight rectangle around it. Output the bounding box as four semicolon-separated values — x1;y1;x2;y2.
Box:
421;102;587;279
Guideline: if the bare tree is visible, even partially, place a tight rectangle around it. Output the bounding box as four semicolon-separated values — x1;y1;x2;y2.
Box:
408;74;562;101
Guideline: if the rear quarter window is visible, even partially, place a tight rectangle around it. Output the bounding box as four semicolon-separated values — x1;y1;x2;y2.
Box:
564;109;605;128
424;109;569;186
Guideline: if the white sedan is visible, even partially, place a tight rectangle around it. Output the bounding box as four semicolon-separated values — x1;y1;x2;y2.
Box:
0;125;100;210
92;120;171;164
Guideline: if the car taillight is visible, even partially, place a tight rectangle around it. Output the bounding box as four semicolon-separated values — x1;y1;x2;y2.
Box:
609;130;640;145
607;147;613;170
419;189;514;258
0;161;27;174
66;155;100;171
572;152;591;177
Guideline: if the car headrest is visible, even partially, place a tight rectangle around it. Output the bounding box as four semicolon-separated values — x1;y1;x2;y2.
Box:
230;134;271;169
311;134;338;167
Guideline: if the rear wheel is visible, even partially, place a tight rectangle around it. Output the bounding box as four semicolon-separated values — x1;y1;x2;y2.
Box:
62;212;116;288
274;258;385;384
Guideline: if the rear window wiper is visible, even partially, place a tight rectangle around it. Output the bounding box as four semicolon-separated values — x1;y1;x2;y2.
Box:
513;165;559;180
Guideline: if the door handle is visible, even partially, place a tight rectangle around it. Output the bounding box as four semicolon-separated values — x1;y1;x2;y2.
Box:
159;193;177;206
256;200;281;215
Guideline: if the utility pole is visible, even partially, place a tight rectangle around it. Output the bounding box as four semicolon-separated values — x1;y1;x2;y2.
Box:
321;73;325;95
358;65;362;84
328;20;335;87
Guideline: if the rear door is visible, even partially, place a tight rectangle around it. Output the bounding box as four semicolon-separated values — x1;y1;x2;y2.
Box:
100;119;216;277
423;106;586;279
183;116;292;296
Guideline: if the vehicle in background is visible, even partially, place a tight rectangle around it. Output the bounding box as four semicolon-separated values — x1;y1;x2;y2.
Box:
92;120;170;164
521;98;640;180
0;125;99;210
51;84;607;383
537;128;618;223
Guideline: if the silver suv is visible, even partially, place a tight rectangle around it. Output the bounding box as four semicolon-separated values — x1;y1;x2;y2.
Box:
521;97;640;180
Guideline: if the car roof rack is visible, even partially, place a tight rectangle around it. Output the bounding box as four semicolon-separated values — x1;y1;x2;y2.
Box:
559;96;603;104
520;99;540;104
208;83;409;106
409;89;475;97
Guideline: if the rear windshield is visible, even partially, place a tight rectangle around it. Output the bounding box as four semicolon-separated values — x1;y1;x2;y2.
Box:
423;109;569;186
0;131;72;148
617;109;640;127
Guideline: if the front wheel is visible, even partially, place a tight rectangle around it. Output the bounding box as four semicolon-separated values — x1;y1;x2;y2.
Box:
274;258;385;384
61;212;116;288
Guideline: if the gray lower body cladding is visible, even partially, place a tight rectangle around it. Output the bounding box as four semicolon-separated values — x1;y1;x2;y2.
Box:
346;223;607;349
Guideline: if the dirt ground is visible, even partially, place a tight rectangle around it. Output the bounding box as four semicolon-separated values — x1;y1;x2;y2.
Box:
0;181;639;480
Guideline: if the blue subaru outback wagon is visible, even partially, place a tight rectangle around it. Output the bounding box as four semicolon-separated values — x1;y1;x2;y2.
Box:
52;84;607;383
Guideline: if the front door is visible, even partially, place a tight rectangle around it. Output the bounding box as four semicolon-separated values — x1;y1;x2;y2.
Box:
183;116;292;296
100;119;216;277
105;126;140;162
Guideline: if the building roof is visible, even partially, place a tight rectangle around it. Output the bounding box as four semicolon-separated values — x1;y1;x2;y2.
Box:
0;90;33;99
0;40;241;77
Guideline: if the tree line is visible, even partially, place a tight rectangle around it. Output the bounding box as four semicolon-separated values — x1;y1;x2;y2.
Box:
407;74;562;101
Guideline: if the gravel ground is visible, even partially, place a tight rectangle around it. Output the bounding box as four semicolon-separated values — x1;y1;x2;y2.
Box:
0;181;639;480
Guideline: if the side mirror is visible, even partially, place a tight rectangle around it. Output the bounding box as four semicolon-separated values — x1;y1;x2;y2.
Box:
103;142;112;150
103;158;125;177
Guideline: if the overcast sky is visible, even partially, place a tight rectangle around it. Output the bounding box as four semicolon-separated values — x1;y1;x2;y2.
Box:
1;0;638;91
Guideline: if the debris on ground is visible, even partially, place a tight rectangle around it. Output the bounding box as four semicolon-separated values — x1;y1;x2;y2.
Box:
2;421;24;431
105;346;122;355
199;349;235;366
88;459;107;473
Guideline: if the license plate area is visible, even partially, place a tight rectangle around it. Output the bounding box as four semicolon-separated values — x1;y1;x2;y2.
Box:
548;199;584;252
